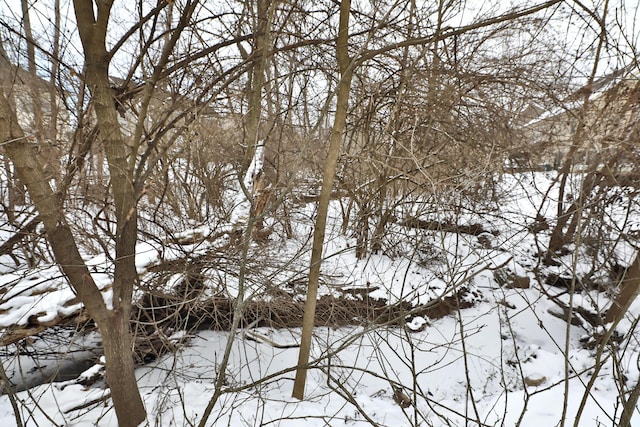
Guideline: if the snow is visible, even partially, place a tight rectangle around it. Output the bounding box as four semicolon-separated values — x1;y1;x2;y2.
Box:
0;172;639;426
0;241;163;328
243;142;265;193
0;320;626;426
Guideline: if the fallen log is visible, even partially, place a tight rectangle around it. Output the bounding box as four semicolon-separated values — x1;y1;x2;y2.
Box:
400;217;494;236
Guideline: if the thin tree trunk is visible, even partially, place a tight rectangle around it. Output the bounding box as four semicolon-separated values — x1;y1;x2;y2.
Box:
292;0;353;400
243;0;274;174
20;0;44;140
619;374;640;427
48;0;61;145
0;39;26;211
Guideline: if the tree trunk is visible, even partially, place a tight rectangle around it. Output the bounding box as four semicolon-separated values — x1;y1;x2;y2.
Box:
20;0;44;140
292;0;353;400
0;93;100;308
100;312;146;427
1;92;146;423
242;0;273;174
605;254;640;324
547;154;618;261
619;373;640;427
546;1;608;258
0;42;26;212
370;174;389;254
48;0;61;145
355;203;369;259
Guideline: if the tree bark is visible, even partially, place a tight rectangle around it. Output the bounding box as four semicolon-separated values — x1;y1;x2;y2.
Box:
100;312;144;426
605;254;640;324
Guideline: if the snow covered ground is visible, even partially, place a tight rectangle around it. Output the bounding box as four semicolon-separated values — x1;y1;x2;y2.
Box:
0;171;639;426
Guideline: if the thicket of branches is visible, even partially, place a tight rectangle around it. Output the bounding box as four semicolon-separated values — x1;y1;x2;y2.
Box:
1;0;640;425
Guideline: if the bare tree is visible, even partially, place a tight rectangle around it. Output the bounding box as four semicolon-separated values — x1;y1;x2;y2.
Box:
1;0;204;424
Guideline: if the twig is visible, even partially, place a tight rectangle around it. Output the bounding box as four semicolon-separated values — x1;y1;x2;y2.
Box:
243;330;299;348
63;392;111;414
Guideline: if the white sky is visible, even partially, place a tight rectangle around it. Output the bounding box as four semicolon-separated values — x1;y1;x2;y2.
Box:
0;0;638;85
